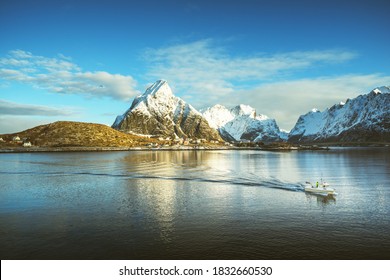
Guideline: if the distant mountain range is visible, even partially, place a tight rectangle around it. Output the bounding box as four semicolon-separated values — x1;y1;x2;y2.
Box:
1;81;388;148
113;80;286;142
201;104;287;142
113;80;390;144
289;86;390;143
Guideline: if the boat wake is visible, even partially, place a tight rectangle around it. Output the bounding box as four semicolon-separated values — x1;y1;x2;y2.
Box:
1;170;304;192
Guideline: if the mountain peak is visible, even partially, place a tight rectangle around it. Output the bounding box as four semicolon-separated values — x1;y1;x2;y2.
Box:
202;103;284;142
211;104;228;110
231;104;255;117
112;80;221;140
372;86;390;94
289;87;390;143
202;104;234;129
143;80;173;98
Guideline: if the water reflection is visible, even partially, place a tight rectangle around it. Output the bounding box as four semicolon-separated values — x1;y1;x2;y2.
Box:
134;179;176;244
1;148;389;259
305;193;337;205
121;150;212;168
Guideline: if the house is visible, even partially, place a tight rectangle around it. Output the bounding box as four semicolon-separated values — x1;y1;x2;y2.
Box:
0;137;4;142
23;142;32;147
12;136;21;141
146;143;159;148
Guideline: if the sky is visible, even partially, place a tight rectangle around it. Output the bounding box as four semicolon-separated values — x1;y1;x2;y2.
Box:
1;0;389;133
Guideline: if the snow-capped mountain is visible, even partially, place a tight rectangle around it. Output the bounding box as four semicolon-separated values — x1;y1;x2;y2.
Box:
202;104;286;142
112;80;221;140
288;86;390;143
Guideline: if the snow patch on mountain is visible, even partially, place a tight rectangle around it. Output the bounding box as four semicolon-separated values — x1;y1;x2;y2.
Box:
202;104;235;130
373;86;390;94
289;86;390;143
202;104;285;142
112;80;221;140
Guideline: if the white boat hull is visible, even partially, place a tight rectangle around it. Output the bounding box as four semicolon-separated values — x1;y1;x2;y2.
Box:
304;181;337;195
304;186;336;195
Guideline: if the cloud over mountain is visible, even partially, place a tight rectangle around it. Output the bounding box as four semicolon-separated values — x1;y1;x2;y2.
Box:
143;40;357;106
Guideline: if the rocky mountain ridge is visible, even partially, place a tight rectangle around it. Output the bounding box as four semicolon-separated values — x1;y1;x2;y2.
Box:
112;80;389;144
288;86;390;143
112;80;287;143
201;104;287;142
2;85;388;149
112;80;222;141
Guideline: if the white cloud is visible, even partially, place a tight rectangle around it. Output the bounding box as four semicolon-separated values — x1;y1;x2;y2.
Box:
8;49;33;59
0;99;87;134
0;50;139;100
143;40;357;105
0;116;57;134
0;99;76;116
0;68;30;81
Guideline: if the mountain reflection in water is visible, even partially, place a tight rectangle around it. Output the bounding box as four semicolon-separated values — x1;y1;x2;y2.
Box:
0;148;389;259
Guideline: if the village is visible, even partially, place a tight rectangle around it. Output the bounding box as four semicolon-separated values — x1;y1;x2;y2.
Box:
0;133;240;150
0;136;32;147
0;133;318;152
145;135;234;148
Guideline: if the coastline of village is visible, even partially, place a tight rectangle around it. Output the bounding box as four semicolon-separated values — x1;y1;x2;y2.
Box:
0;134;329;153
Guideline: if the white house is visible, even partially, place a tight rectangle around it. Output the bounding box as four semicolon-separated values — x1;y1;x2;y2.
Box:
23;142;32;147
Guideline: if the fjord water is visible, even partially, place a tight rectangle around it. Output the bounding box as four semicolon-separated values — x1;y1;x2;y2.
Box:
0;148;389;259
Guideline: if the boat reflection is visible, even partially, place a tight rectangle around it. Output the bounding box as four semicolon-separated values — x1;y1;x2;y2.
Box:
305;192;336;205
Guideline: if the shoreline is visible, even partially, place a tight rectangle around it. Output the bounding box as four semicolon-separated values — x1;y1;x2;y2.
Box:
1;143;389;153
0;145;329;153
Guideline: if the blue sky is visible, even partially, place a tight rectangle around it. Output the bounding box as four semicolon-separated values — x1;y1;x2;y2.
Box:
1;0;389;133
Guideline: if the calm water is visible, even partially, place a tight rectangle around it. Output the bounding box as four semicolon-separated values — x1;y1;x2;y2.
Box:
0;148;389;259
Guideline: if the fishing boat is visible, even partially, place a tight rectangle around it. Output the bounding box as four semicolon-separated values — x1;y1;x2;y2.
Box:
304;180;337;195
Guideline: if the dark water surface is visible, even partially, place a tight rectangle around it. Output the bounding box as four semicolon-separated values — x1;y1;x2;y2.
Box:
1;148;389;259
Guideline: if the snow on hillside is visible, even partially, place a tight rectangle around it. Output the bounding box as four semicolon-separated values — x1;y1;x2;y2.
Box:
114;80;201;129
373;86;390;94
112;80;221;140
289;86;390;143
202;104;285;142
201;104;235;129
133;80;201;119
114;81;389;144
